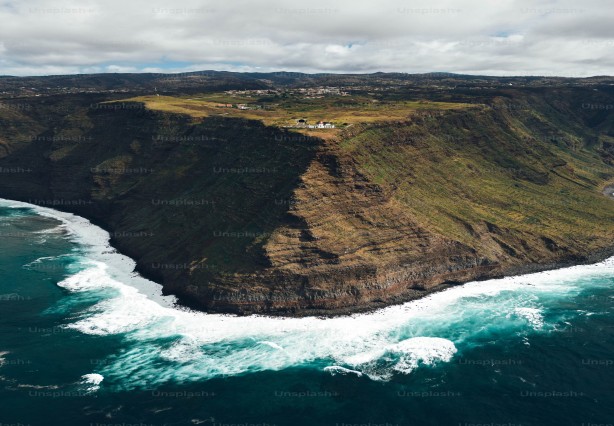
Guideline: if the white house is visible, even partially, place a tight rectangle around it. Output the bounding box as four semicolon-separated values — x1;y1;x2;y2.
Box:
316;121;335;129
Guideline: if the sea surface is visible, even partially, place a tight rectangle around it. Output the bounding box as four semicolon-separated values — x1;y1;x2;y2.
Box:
0;198;613;426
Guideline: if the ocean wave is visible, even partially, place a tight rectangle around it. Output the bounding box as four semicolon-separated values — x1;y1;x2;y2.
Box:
2;198;614;389
23;254;74;270
511;307;544;330
334;337;458;381
32;224;68;235
324;366;363;377
0;351;8;367
80;373;104;392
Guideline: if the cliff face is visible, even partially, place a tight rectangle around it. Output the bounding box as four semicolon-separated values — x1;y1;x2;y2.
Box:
1;88;614;316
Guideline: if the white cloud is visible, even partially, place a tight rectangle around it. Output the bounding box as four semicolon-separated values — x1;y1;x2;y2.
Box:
0;0;612;76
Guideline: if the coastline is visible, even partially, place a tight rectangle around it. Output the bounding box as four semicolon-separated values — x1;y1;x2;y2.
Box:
0;197;179;309
199;247;614;318
2;88;614;319
3;197;614;319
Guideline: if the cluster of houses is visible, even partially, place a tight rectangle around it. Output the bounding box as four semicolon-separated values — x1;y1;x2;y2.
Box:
216;103;261;110
295;119;335;129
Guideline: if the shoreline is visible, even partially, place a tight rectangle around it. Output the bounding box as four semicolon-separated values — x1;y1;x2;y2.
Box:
2;197;614;319
201;247;614;318
0;197;179;310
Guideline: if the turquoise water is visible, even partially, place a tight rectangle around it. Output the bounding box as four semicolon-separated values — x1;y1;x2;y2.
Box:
0;199;613;426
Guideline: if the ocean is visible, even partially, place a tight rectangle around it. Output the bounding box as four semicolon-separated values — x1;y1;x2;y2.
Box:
0;198;612;426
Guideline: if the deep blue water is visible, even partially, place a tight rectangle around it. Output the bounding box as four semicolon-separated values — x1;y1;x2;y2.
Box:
0;200;613;426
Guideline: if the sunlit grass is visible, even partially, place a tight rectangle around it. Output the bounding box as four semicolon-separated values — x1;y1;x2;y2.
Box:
108;94;475;129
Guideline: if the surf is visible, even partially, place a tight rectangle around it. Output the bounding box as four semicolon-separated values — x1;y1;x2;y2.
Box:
2;198;613;390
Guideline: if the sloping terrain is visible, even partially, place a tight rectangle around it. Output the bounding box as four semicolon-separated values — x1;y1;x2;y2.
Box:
1;83;614;315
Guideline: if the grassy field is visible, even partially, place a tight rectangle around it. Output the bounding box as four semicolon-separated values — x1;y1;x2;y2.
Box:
108;94;475;132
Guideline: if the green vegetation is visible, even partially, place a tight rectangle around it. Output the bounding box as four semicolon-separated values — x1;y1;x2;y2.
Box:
111;94;474;130
1;80;614;315
340;109;614;251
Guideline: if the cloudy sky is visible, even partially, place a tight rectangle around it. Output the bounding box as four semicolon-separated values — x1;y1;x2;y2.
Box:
0;0;612;76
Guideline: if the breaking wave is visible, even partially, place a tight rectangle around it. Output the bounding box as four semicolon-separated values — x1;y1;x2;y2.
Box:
2;198;614;390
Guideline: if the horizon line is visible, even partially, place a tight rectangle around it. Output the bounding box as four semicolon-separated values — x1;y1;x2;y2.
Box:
1;70;614;79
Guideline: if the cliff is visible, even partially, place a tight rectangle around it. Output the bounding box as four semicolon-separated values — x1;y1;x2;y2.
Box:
1;84;614;316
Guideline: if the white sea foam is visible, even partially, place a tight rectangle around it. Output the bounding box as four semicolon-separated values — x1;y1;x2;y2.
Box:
511;307;544;330
2;198;614;389
336;337;457;380
23;254;73;270
16;383;60;390
160;338;204;363
80;373;104;392
33;224;67;235
1;198;177;308
323;366;363;377
389;337;457;372
259;341;285;351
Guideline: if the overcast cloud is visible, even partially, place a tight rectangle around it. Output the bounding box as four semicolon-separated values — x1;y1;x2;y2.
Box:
0;0;612;76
